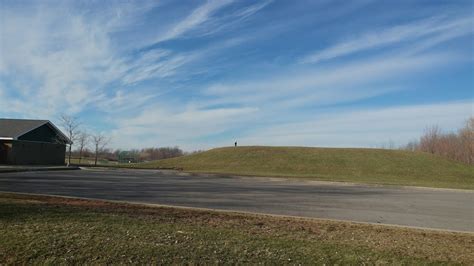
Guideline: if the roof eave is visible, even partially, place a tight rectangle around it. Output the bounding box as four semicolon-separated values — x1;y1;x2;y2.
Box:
12;121;49;140
45;121;73;145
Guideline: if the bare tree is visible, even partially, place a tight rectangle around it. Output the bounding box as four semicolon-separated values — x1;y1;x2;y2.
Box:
76;131;89;164
59;114;80;166
92;133;109;166
137;146;184;161
459;117;474;164
402;117;473;165
420;125;441;154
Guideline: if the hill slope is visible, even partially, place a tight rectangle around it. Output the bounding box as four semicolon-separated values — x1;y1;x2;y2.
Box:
135;146;474;189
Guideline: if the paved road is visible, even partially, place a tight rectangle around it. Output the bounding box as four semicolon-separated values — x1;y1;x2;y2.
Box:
0;168;473;232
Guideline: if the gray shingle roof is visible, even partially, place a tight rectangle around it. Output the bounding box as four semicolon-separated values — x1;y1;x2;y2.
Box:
0;119;71;144
0;119;49;138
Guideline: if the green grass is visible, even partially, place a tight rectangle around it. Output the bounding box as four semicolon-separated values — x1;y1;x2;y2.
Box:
1;193;473;264
132;146;474;189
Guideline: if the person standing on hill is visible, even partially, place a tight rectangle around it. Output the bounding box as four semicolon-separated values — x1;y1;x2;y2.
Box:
235;141;237;147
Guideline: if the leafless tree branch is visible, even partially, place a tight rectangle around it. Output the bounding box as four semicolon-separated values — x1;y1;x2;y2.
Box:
59;114;80;166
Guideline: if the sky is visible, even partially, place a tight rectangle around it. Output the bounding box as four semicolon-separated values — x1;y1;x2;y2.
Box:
0;0;473;151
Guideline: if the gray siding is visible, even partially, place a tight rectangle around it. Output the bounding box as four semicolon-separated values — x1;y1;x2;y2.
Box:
8;140;65;165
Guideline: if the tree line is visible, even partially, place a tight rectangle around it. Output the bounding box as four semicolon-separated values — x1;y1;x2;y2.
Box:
402;117;473;165
59;114;187;165
117;147;184;162
70;146;186;164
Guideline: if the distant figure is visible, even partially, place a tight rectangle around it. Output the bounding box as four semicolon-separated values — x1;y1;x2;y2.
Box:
235;141;237;147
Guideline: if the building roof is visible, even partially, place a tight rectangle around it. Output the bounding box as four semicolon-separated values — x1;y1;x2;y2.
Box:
0;118;72;144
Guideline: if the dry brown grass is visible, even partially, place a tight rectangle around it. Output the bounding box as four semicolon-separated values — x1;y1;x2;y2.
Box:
1;192;473;264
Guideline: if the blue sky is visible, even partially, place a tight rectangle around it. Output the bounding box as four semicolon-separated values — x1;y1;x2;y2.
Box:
0;0;473;150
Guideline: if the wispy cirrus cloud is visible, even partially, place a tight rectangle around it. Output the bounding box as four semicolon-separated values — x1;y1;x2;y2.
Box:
120;35;249;85
110;105;259;149
189;0;274;37
232;0;273;20
300;15;473;64
151;0;235;44
106;49;459;150
120;49;189;85
1;1;471;151
238;101;473;148
0;0;267;119
0;3;119;117
203;52;454;108
110;100;472;151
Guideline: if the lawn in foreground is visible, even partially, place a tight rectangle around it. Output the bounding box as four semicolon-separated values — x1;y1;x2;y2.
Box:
133;146;474;189
1;193;473;264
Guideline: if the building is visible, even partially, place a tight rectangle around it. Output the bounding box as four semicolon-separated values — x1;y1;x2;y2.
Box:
0;119;71;165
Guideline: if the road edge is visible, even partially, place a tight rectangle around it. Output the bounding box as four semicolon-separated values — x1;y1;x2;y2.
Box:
1;191;473;235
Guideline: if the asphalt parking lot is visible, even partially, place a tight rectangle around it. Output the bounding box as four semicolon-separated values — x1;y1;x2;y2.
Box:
0;168;473;232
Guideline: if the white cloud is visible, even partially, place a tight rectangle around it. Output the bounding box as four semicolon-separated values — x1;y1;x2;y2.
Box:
1;1;471;152
300;15;473;64
121;35;248;85
0;2;193;117
0;0;269;120
120;49;186;85
232;0;272;20
203;52;454;108
94;90;159;113
153;0;234;44
238;101;474;148
0;3;128;118
0;2;215;120
190;0;273;37
107;100;473;151
109;105;259;150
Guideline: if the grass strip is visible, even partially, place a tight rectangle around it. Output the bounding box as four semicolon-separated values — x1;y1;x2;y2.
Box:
1;192;473;264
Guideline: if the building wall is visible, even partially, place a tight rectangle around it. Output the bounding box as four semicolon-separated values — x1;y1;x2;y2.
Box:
18;124;63;143
0;140;11;164
8;140;66;165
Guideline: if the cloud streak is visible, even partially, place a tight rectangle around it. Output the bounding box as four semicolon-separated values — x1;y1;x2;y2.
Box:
238;101;473;148
152;0;234;44
203;52;454;108
110;105;259;150
0;1;261;118
300;15;473;64
0;1;471;151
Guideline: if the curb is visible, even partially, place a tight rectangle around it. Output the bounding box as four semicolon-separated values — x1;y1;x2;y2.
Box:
0;166;80;173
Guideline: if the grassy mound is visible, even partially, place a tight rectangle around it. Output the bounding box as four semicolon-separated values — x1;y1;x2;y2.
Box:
135;146;474;189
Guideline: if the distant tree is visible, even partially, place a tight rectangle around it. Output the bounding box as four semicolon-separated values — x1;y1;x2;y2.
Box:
92;134;109;166
76;131;89;164
459;117;474;164
136;146;184;161
420;125;441;154
59;114;80;166
402;140;419;151
402;117;473;164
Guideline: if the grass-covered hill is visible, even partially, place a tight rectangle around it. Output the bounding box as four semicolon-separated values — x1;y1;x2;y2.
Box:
134;146;474;189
